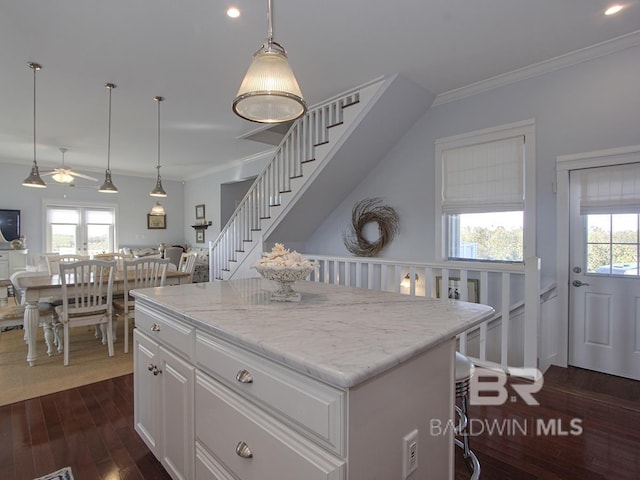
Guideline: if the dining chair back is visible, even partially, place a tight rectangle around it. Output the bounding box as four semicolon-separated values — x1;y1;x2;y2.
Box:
46;254;90;275
56;259;116;366
178;251;198;283
113;257;170;353
164;246;184;269
93;252;133;270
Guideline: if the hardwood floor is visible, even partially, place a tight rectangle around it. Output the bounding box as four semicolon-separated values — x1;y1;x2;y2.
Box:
0;374;170;480
0;366;637;479
455;366;640;480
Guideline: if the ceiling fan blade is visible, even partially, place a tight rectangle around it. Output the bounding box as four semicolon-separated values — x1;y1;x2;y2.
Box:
69;171;99;181
40;171;56;176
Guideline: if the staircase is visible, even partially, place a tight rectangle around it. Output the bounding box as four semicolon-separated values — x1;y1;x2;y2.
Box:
210;75;434;280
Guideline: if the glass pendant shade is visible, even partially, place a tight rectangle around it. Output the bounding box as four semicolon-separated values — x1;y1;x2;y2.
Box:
233;42;306;123
150;201;165;215
23;62;46;188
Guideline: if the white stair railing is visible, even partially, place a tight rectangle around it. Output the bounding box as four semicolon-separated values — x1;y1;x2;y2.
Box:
210;92;362;281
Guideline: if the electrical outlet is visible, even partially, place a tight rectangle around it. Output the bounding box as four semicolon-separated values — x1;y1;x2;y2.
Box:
402;429;418;478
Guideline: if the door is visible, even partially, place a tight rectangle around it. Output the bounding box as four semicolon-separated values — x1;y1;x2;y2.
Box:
569;166;640;380
45;204;116;255
133;330;160;454
159;345;194;480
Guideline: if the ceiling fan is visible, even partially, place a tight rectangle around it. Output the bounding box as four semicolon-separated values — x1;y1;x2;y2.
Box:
42;147;98;184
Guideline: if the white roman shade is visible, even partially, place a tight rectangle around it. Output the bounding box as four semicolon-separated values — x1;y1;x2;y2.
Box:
579;163;640;215
442;136;525;214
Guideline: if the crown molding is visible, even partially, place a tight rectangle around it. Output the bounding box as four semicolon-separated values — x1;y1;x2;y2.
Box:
433;29;640;107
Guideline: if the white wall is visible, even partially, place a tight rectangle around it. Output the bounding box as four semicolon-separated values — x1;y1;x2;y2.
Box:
305;45;640;283
0;161;184;258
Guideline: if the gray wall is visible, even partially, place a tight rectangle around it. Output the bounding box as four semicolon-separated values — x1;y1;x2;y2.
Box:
183;153;270;247
0;162;184;258
305;45;640;282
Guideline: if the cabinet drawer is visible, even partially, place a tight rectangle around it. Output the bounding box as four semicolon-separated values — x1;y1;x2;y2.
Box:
196;331;344;454
135;306;194;359
195;372;344;480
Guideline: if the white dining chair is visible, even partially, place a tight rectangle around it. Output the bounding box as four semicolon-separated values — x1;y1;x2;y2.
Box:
56;259;116;366
46;254;90;275
177;251;198;283
113;257;169;353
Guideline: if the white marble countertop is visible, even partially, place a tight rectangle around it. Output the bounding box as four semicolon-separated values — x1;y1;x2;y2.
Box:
132;278;494;388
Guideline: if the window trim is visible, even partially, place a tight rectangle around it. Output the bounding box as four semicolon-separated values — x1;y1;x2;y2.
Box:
434;119;536;263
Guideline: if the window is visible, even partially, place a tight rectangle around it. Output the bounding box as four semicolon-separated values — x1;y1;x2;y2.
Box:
435;120;535;263
46;204;117;255
578;163;640;276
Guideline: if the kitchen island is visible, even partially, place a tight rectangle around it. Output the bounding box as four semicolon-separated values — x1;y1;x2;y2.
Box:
132;278;494;480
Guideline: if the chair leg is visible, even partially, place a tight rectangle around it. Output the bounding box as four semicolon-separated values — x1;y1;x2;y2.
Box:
124;315;129;354
63;324;70;366
112;316;118;344
106;318;114;357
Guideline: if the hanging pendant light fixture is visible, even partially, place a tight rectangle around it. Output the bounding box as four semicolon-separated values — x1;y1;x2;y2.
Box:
22;62;46;188
150;201;166;216
99;83;118;193
150;96;167;197
232;0;306;123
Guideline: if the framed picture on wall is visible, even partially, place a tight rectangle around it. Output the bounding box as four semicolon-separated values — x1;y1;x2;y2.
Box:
435;277;479;303
195;204;206;220
196;229;205;243
147;214;166;229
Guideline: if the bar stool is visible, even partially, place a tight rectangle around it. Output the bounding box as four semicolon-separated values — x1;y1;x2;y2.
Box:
455;351;481;479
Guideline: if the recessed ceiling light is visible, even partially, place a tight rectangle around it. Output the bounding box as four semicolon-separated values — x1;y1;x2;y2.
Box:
227;7;240;18
605;4;624;15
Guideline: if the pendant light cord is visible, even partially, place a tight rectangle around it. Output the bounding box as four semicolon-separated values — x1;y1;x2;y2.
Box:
267;0;273;44
107;84;112;172
157;96;161;173
32;64;38;167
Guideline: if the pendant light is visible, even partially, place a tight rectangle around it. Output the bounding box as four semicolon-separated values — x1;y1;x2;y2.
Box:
22;62;46;188
149;96;167;197
232;0;306;123
99;83;118;193
150;201;166;216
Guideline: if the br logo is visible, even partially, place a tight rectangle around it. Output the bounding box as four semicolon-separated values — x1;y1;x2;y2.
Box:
469;367;544;406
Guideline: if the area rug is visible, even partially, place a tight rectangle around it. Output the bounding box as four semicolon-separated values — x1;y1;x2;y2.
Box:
33;466;74;480
0;324;133;406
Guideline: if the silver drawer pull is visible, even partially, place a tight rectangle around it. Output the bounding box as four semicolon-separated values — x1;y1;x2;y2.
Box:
235;441;253;459
151;323;161;332
235;369;253;384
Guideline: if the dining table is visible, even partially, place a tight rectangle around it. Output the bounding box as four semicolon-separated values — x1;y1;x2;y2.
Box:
16;269;191;366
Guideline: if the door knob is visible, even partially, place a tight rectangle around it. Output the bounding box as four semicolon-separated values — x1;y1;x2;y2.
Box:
572;280;590;287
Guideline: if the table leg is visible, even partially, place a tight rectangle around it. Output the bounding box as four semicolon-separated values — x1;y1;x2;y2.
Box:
43;321;55;356
24;302;40;366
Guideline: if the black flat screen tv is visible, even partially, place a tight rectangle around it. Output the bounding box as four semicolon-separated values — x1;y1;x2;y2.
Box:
0;209;20;241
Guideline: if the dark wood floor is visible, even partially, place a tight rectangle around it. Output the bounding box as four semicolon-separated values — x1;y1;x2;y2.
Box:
455;365;640;480
0;374;170;480
1;366;638;480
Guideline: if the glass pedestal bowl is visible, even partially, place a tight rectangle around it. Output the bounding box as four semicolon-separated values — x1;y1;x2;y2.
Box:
253;264;316;302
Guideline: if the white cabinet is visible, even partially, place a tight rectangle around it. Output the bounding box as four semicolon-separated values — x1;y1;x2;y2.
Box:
133;288;457;480
0;249;27;280
134;310;195;480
